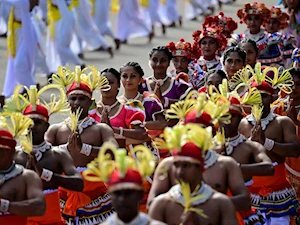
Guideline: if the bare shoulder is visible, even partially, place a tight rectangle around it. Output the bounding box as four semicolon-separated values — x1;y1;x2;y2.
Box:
218;154;237;165
240;117;250;126
150;192;170;207
14;148;29;167
276;115;294;124
94;122;113;130
244;139;263;150
47;122;65;132
23;168;40;180
52;146;71;157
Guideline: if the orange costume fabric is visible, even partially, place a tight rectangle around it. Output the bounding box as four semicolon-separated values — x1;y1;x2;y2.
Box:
0;214;27;225
28;190;64;225
250;163;298;219
59;170;114;225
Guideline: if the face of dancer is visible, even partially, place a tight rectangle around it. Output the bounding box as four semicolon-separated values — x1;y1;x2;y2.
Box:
30;118;49;145
200;37;218;60
246;14;263;34
174;160;202;184
224;52;245;79
150;51;170;76
206;72;224;89
220;113;242;137
265;18;280;34
110;189;143;222
68;94;93;117
240;43;258;68
286;0;299;10
0;147;15;170
261;93;273;111
101;72;120;99
173;56;190;74
121;66;142;92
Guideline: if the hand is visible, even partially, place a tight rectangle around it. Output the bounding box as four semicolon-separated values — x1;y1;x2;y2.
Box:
67;131;82;153
29;153;41;176
154;82;164;103
250;121;265;145
101;108;111;127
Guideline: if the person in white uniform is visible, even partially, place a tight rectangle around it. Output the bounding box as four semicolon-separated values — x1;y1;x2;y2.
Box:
71;0;113;57
1;0;38;102
116;0;153;44
90;0;120;49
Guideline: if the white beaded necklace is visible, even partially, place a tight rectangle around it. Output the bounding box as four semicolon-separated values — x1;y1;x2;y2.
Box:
123;92;141;102
151;75;169;86
99;100;119;113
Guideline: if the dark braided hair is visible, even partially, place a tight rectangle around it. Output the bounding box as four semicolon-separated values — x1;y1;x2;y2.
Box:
205;69;227;83
101;68;121;84
239;39;259;55
120;62;145;77
149;46;173;61
222;46;247;64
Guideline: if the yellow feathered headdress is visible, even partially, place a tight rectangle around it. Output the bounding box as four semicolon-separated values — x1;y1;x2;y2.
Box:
4;84;69;121
51;66;110;99
83;142;155;191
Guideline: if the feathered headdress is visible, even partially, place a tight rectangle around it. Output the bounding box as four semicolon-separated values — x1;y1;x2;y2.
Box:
4;84;69;122
229;63;294;95
166;38;201;60
0;112;33;153
166;91;231;126
203;12;238;38
83;142;155;192
154;124;213;167
51;66;110;99
237;2;271;24
265;6;289;30
209;79;262;115
192;26;228;51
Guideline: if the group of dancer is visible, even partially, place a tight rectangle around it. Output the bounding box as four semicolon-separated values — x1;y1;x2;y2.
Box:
1;0;300;225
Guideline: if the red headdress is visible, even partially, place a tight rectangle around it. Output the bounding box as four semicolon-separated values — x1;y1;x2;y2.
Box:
203;12;238;37
83;143;155;192
0;130;17;150
166;38;201;60
237;2;271;24
192;26;228;51
51;66;110;99
264;6;289;30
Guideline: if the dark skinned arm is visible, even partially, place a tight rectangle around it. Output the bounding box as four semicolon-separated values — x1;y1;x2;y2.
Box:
147;157;173;207
227;157;251;211
51;149;84;192
240;141;274;176
145;113;167;131
7;170;46;216
44;124;60;146
219;193;239;225
112;125;149;141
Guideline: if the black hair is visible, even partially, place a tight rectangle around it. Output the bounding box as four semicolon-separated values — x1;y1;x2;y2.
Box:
289;67;300;77
120;62;145;77
239;39;259;55
222;46;247;64
205;69;227;83
101;68;121;84
149;46;173;61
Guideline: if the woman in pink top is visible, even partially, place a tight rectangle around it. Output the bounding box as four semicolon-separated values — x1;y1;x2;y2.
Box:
89;68;149;146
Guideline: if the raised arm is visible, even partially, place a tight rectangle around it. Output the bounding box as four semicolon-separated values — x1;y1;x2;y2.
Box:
7;170;46;216
51;148;84;192
227;157;251;211
147;157;173;207
240;141;274;176
44;124;59;146
269;117;300;158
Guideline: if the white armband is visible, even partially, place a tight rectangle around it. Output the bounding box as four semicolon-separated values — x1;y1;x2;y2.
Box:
164;97;169;108
41;169;53;182
58;144;68;150
0;199;9;212
80;143;92;156
119;127;124;136
264;138;275;151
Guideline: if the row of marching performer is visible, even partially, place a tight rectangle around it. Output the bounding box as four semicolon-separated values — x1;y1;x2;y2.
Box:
0;0;238;102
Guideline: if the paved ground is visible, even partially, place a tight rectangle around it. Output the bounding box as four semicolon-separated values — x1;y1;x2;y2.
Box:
0;0;277;122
